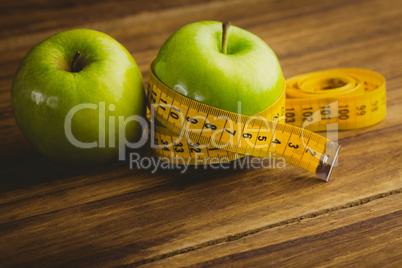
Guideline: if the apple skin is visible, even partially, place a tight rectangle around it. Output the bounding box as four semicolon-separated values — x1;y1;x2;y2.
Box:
12;29;145;167
154;21;285;116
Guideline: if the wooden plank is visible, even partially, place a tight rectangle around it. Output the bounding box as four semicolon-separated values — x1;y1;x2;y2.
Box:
142;193;402;267
0;0;231;41
0;0;251;53
0;123;400;267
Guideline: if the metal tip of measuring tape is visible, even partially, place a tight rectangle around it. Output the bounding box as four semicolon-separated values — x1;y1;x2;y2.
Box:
316;142;341;182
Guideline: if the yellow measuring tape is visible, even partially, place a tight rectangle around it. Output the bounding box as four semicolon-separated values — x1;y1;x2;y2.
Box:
147;61;386;181
285;69;386;132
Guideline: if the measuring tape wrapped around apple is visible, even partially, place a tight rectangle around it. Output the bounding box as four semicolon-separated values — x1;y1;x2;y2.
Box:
146;21;386;181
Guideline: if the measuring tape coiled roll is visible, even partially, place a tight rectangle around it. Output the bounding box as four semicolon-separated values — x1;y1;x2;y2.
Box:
285;69;386;132
147;60;386;181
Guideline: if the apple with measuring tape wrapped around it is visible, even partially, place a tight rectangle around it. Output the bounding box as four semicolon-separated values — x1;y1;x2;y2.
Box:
154;21;285;116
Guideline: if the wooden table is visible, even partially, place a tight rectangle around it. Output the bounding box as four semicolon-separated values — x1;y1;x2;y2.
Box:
1;0;401;267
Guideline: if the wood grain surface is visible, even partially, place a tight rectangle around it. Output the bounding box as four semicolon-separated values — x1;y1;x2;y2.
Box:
0;0;401;267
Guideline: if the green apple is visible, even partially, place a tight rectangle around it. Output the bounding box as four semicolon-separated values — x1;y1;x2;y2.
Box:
12;29;145;167
154;21;285;116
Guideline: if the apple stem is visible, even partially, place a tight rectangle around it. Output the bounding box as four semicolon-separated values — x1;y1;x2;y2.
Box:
222;22;231;54
71;51;81;73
